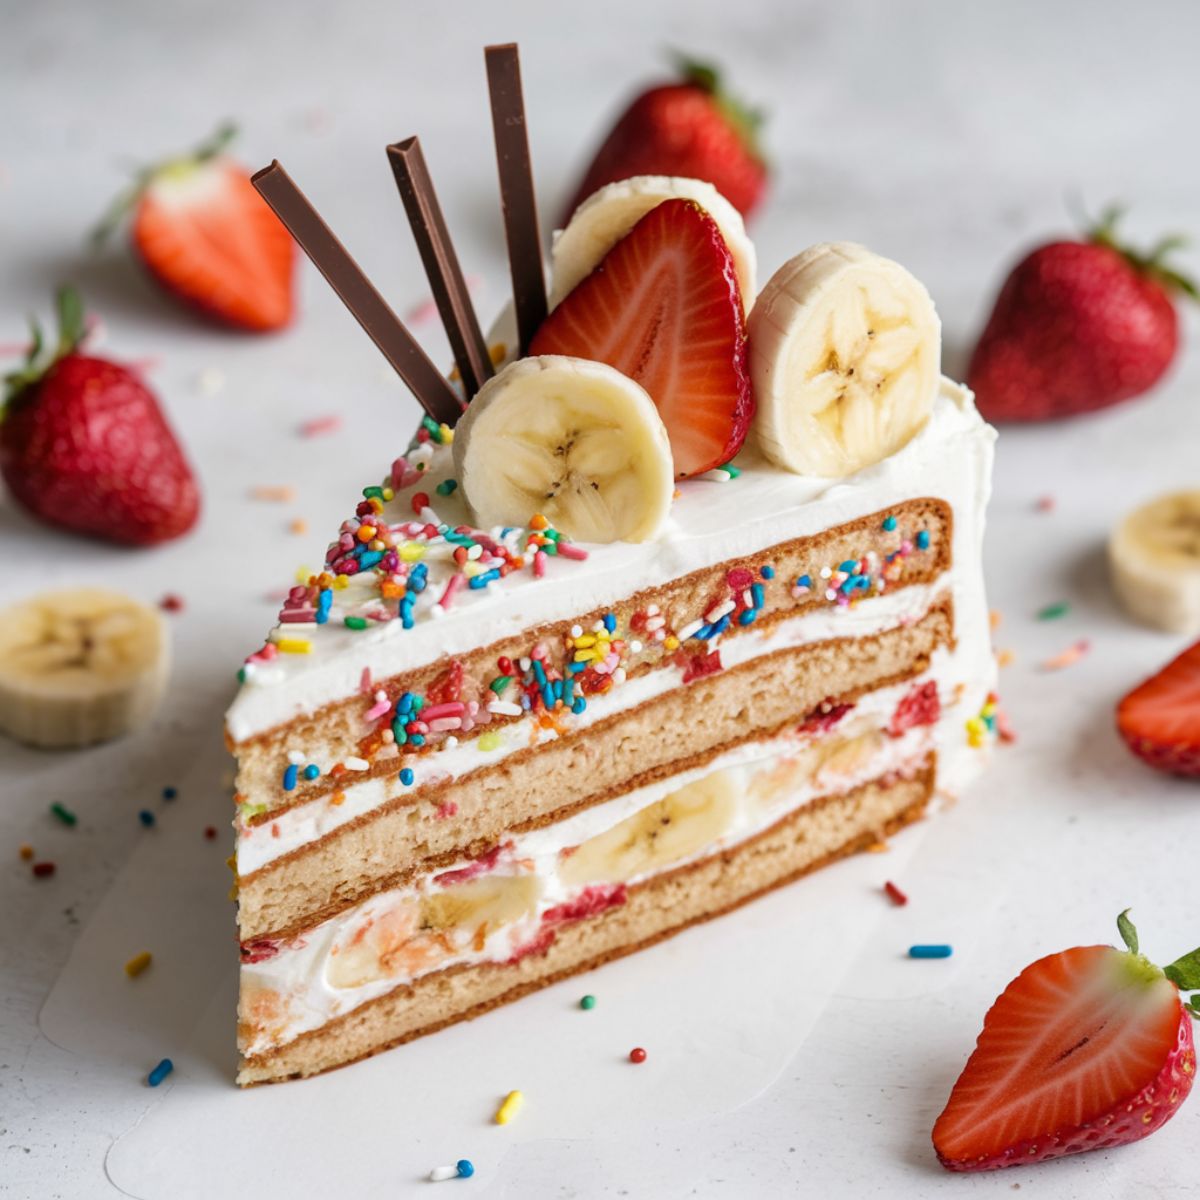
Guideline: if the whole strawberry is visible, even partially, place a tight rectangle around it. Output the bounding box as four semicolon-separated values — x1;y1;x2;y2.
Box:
968;209;1195;422
1;288;200;546
94;123;296;333
564;55;768;224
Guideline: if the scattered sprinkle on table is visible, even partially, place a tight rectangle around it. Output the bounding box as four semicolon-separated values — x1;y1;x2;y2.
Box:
125;951;153;978
19;844;34;861
138;810;156;828
455;1160;475;1179
884;881;908;906
32;861;55;878
147;1058;173;1087
298;414;342;438
163;786;178;801
909;944;953;959
629;1047;647;1064
1035;494;1055;513
989;609;1002;631
579;994;596;1011
494;1089;523;1125
289;517;309;535
996;648;1015;668
204;826;217;840
1040;639;1090;672
1037;601;1070;620
159;593;185;613
250;484;296;502
50;802;77;826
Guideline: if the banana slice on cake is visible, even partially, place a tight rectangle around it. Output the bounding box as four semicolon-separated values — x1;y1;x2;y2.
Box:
550;175;757;311
0;588;169;748
1109;491;1200;634
748;243;941;478
453;355;675;543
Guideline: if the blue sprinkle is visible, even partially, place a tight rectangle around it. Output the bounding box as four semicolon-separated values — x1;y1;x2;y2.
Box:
138;809;156;827
564;678;575;703
738;609;757;626
603;613;617;633
520;694;532;711
909;944;953;959
399;768;414;786
694;622;714;640
760;565;775;580
456;1160;475;1179
569;660;587;675
409;734;425;747
916;530;931;550
839;560;857;573
435;479;457;495
751;583;764;608
162;787;178;801
303;764;320;781
572;697;586;715
541;684;555;710
147;1058;173;1087
712;614;731;635
468;569;500;590
283;764;299;792
358;550;384;569
315;608;329;625
402;610;415;629
797;574;812;588
532;660;547;686
882;515;897;531
552;679;564;700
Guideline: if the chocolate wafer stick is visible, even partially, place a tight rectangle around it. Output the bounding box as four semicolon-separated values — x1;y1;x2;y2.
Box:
388;137;493;400
485;43;547;355
252;160;463;427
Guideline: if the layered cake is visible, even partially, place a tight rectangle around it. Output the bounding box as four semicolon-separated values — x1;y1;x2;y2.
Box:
229;47;996;1084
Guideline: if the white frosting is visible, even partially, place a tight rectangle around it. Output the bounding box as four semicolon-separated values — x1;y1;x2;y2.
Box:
225;380;996;743
241;702;941;1057
236;581;948;875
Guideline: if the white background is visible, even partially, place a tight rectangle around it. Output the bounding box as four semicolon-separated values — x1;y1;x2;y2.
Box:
3;1;1200;1197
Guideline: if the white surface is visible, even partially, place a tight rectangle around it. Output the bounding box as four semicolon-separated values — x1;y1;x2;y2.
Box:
3;1;1200;1198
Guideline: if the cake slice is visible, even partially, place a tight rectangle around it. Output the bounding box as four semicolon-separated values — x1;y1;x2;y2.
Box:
229;47;996;1085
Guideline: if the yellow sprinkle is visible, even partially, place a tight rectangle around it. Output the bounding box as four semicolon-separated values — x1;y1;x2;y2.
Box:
124;951;152;978
438;422;455;444
573;650;594;663
369;539;386;552
464;561;483;578
334;575;350;590
399;543;426;563
488;343;507;366
382;487;395;501
478;731;503;752
866;839;890;854
276;638;312;655
448;364;461;382
572;634;596;649
664;636;680;652
294;564;314;584
989;609;1002;631
981;702;997;718
495;1089;524;1125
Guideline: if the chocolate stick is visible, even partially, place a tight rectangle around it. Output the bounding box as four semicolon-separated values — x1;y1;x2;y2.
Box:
251;160;463;427
485;43;547;355
387;137;493;400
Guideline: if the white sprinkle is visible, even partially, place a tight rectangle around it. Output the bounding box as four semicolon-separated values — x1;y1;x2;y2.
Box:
430;604;445;619
196;366;226;395
344;756;370;771
612;667;627;685
591;620;605;633
825;589;838;601
488;701;522;717
429;1165;459;1182
519;657;532;671
644;615;665;632
742;589;753;607
382;729;395;743
653;629;666;642
444;736;458;749
705;599;735;623
374;690;387;702
677;619;704;641
630;640;643;654
698;468;732;482
819;567;832;579
286;750;306;765
570;624;583;638
646;604;660;616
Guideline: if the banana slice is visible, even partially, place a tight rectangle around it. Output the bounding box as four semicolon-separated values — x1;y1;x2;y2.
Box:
0;588;169;748
748;243;941;478
550;175;757;312
560;767;739;887
453;355;674;544
1110;491;1200;634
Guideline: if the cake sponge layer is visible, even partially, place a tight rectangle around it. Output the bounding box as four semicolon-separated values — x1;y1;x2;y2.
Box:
237;599;951;942
238;761;932;1084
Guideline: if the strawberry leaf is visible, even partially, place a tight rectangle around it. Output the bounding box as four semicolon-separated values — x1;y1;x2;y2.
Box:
1117;908;1139;956
1164;946;1200;991
1188;994;1200;1019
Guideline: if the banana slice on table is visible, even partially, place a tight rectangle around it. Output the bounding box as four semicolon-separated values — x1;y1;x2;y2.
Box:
1109;491;1200;634
0;588;169;749
748;242;941;478
550;175;757;312
453;355;674;544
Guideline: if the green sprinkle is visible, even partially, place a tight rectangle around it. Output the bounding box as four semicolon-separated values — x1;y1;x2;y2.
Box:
543;528;562;542
719;461;741;478
489;676;513;695
1037;601;1070;620
50;802;77;827
237;667;247;684
344;616;368;630
362;485;384;499
436;479;458;496
580;994;596;1011
239;801;267;819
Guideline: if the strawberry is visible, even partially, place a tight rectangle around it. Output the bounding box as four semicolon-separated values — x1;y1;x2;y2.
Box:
529;198;753;478
1117;639;1200;776
1;288;200;546
933;911;1200;1172
968;208;1196;422
565;55;768;223
94;124;296;332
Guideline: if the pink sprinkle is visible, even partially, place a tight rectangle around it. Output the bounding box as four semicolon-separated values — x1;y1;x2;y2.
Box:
557;542;588;561
997;710;1018;743
364;699;392;721
404;295;440;325
359;668;373;694
422;702;466;721
278;607;317;623
299;414;342;438
438;572;467;610
1035;495;1056;513
428;717;464;732
1040;639;1090;672
533;550;547;578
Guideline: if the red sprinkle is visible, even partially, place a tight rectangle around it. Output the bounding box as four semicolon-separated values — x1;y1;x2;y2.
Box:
159;593;185;613
629;1047;647;1064
204;826;218;840
412;491;430;516
32;861;56;878
884;880;908;906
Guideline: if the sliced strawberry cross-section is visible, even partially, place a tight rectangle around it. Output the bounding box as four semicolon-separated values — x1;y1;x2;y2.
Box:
529;198;753;479
1117;639;1200;776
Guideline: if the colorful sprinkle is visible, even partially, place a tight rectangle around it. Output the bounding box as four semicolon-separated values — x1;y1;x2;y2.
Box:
884;881;908;906
50;802;76;826
32;861;56;878
495;1089;524;1125
125;951;153;978
629;1047;647;1064
275;637;312;655
138;810;156;827
250;484;296;502
159;593;185;613
1035;494;1056;513
298;414;342;438
916;530;931;550
580;994;596;1010
399;768;415;786
163;787;178;800
19;844;34;861
1037;601;1070;620
882;515;897;531
456;1161;475;1179
147;1058;173;1087
283;764;299;791
435;479;458;496
909;945;953;959
1041;639;1090;672
204;826;217;840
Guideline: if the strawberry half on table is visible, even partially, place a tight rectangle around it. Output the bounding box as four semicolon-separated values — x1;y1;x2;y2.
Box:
565;55;768;224
0;288;200;546
529;197;754;479
1117;639;1200;776
968;208;1196;422
93;123;296;332
933;911;1200;1171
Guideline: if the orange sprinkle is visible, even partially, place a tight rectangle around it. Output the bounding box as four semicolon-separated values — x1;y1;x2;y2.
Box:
289;517;308;535
330;791;346;807
989;609;1002;631
124;951;152;978
1041;639;1090;672
357;525;376;542
866;839;891;854
330;763;347;778
996;648;1015;668
250;484;296;502
529;513;548;530
19;844;34;861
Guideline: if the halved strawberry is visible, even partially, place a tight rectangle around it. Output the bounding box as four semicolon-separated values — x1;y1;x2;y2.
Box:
1117;641;1200;776
95;124;296;332
529;198;753;479
933;912;1200;1172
